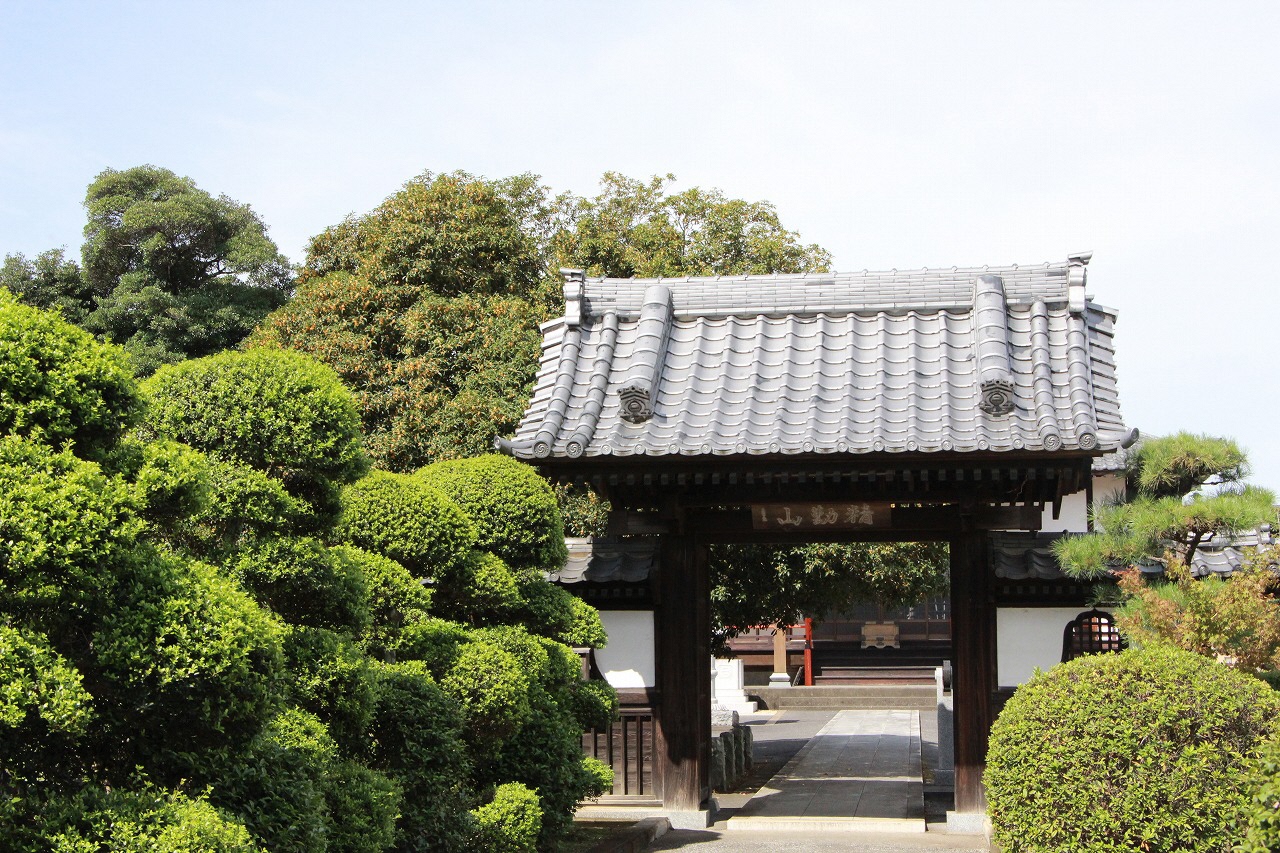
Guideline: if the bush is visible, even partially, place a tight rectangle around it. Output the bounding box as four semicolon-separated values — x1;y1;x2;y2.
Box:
0;288;140;456
176;460;312;554
92;554;284;770
441;641;531;750
437;551;522;624
1239;729;1280;852
282;626;376;753
365;660;473;852
567;679;619;732
0;626;93;792
0;436;144;632
387;617;470;675
418;455;566;571
233;537;370;634
143;348;368;524
332;545;431;657
47;786;262;853
336;471;476;580
470;783;541;853
985;645;1280;852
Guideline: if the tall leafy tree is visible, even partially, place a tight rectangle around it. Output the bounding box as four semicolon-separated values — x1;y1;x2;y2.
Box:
551;172;832;278
254;169;830;472
79;166;294;375
3;166;294;377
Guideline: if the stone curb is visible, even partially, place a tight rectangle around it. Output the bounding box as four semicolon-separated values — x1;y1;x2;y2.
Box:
586;817;671;853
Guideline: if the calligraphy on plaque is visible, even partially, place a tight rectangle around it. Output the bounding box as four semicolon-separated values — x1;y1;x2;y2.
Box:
750;502;892;531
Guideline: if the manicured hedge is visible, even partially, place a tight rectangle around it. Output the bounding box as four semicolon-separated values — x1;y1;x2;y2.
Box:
985;645;1280;852
417;454;566;571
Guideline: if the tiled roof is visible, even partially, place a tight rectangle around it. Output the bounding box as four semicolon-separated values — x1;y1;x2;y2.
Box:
991;527;1275;581
550;538;658;584
504;254;1129;461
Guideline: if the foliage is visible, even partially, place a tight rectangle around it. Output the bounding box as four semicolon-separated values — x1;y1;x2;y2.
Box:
0;626;93;793
1114;559;1280;673
47;786;263;853
1238;728;1280;852
567;679;619;731
554;483;610;538
281;627;376;752
232;536;370;633
78;165;292;375
143;348;368;527
0;288;139;455
0;436;143;630
711;541;949;639
419;454;567;571
92;554;285;771
335;470;477;580
550;172;831;278
985;645;1280;852
470;783;541;853
0;248;94;326
441;641;531;750
253;169;830;471
333;545;432;657
364;660;474;852
1055;433;1275;577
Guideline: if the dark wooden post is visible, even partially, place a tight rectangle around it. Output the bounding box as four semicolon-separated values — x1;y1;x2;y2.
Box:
950;521;995;813
654;530;711;812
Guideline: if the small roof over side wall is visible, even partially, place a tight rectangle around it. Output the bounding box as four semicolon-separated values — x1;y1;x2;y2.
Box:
501;253;1129;463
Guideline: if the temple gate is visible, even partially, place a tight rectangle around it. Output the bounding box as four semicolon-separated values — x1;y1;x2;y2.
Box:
500;252;1128;821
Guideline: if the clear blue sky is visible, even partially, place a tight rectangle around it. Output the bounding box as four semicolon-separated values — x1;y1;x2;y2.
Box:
3;2;1279;488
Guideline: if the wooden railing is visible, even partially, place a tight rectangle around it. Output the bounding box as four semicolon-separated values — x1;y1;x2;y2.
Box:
582;700;657;801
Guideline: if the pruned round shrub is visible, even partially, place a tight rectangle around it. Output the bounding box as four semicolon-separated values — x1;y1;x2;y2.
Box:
0;436;144;631
417;454;566;571
143;348;367;486
437;551;522;624
47;785;262;853
335;471;476;580
567;679;619;732
232;537;370;634
387;617;470;676
470;782;541;853
282;626;375;752
93;554;284;764
365;660;473;852
0;625;93;791
985;645;1280;852
0;288;140;456
441;641;531;749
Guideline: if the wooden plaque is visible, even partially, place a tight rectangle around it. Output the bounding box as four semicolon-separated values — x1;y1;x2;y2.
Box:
750;501;892;531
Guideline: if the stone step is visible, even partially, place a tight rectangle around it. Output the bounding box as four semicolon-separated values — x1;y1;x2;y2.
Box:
750;685;937;711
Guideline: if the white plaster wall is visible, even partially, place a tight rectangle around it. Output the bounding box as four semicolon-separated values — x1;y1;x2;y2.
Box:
1039;489;1089;533
595;611;655;688
997;607;1109;686
1038;473;1127;533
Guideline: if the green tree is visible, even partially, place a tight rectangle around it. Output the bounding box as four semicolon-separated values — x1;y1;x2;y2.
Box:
1054;433;1275;576
253;169;830;472
551;172;832;278
710;542;949;645
0;249;94;325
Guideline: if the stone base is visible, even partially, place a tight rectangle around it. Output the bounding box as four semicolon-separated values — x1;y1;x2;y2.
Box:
945;811;992;835
767;671;792;687
575;801;717;830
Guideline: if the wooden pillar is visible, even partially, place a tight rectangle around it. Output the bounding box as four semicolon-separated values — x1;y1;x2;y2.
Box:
654;531;711;812
950;522;996;813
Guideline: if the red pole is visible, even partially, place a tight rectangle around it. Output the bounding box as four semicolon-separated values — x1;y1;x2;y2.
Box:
803;617;814;686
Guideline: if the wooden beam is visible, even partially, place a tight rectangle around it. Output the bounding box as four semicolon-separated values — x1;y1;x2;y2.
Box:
951;521;996;814
686;503;1040;543
653;531;711;812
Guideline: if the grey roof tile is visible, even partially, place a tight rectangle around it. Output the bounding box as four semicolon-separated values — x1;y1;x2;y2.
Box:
509;257;1126;460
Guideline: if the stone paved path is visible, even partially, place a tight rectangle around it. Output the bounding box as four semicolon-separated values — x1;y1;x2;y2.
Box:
725;709;925;833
